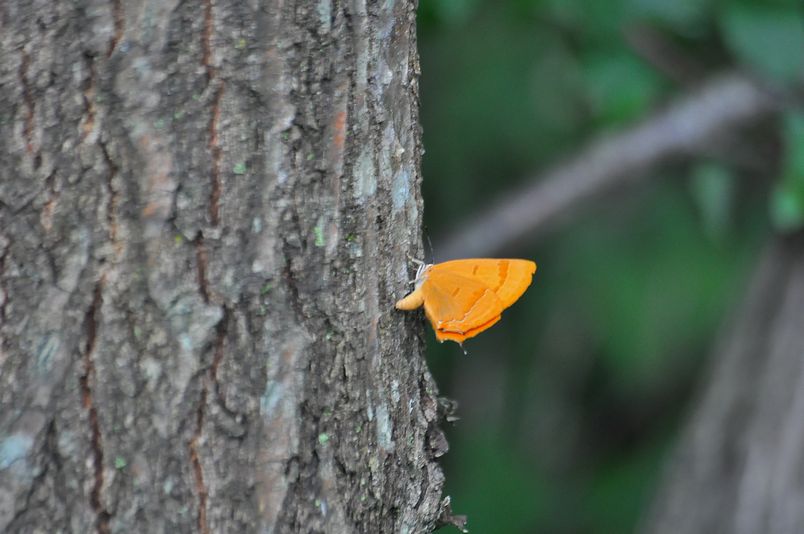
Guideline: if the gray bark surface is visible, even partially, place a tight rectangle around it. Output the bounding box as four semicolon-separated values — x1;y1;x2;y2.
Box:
643;232;804;534
0;1;449;532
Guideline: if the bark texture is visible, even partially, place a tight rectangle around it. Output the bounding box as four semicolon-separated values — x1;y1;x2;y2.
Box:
0;1;449;532
643;231;804;534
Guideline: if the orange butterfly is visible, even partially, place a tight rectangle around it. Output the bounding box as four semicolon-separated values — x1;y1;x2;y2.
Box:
395;258;537;344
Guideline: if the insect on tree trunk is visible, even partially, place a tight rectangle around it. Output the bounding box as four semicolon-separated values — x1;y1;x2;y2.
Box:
0;1;454;532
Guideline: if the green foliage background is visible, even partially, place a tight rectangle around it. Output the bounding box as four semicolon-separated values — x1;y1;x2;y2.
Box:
417;1;803;532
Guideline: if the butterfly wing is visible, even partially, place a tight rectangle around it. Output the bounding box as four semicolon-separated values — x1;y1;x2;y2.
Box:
432;315;501;343
429;259;536;309
422;269;504;341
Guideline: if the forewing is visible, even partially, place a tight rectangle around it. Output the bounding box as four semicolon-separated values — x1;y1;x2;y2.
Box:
430;259;536;309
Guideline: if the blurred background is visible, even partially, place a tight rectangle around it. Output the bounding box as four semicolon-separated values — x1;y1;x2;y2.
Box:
416;1;803;532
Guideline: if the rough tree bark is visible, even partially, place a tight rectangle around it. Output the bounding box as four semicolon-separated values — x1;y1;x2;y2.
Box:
642;231;804;534
0;1;451;532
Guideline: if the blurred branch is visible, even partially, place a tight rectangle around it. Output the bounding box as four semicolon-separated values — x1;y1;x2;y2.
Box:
641;231;804;533
436;73;781;260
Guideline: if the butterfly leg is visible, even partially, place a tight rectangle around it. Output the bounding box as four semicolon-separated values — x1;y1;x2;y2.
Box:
405;254;429;285
406;254;425;266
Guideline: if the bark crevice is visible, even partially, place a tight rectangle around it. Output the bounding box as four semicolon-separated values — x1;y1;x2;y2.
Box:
107;0;123;58
79;279;111;534
194;232;211;304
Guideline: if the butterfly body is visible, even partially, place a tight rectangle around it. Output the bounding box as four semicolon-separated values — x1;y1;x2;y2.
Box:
395;258;537;344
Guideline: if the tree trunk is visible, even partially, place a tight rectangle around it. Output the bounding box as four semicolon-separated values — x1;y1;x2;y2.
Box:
0;1;450;532
642;231;804;534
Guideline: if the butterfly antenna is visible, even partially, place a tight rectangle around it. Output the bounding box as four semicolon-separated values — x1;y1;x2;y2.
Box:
424;229;436;264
